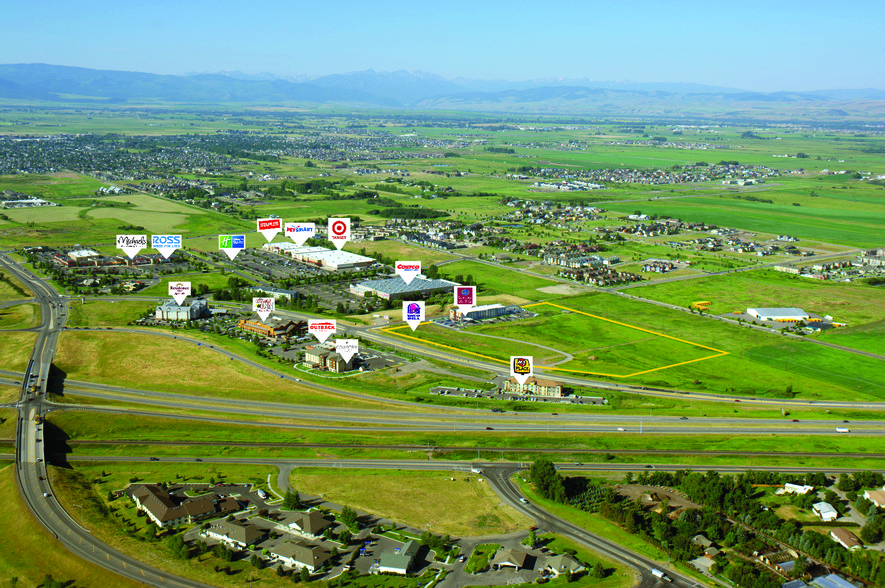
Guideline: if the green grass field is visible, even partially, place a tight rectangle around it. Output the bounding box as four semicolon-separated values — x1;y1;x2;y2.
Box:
288;467;531;536
137;271;245;297
435;260;563;301
817;319;885;355
744;341;885;399
384;301;726;378
629;268;885;327
66;299;154;326
0;302;41;329
0;465;144;588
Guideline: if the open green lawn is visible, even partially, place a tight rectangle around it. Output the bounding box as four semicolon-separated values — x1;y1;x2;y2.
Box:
743;341;885;399
52;330;363;406
137;271;246;297
384;301;723;378
66;299;154;326
629;268;885;327
345;239;459;265
288;467;531;536
604;184;885;248
818;319;885;356
435;260;562;301
0;331;37;372
0;302;41;329
0;270;32;299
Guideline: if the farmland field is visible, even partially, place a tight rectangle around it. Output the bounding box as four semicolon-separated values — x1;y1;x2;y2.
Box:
629;268;885;327
434;259;563;301
385;300;727;378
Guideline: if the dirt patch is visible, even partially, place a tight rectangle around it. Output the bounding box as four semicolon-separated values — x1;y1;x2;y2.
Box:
537;284;584;296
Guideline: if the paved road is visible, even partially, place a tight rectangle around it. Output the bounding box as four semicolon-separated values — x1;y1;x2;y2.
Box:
1;252;216;588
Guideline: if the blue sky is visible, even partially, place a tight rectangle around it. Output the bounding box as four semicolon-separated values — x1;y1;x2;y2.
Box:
3;0;883;91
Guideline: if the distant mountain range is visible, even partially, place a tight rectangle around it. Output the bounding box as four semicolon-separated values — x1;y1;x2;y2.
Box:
1;64;883;118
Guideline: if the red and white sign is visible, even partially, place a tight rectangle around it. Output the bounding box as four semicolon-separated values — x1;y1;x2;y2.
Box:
510;356;534;385
454;285;476;314
308;319;337;343
395;261;421;285
285;222;315;246
335;339;358;364
328;218;351;250
168;282;191;306
253;297;275;321
257;217;283;242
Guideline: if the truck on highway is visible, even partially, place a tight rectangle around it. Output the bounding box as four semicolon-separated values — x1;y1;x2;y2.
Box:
651;569;671;582
471;467;483;474
836;428;850;433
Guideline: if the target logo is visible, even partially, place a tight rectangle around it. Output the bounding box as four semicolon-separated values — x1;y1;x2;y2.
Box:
328;218;351;250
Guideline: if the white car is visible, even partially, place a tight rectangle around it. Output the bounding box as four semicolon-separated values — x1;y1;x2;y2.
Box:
519;498;529;504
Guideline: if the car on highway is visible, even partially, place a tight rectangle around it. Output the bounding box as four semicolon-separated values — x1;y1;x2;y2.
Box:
792;419;800;422
149;457;159;461
519;498;529;504
195;458;202;462
43;492;50;497
485;426;494;430
645;464;654;469
551;412;558;416
679;416;688;420
617;427;626;431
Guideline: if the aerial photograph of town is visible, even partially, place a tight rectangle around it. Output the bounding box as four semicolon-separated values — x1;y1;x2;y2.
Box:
1;1;883;587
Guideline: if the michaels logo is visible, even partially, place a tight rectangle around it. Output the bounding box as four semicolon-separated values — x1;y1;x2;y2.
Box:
116;235;147;248
406;302;422;321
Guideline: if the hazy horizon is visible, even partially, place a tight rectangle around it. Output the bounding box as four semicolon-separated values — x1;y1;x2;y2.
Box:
3;0;883;93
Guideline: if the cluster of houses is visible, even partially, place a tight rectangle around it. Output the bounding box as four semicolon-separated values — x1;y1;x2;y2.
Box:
542;253;620;269
556;266;643;287
44;247;174;268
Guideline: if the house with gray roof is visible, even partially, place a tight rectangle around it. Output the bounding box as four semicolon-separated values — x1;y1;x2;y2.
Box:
271;540;330;572
378;540;420;575
207;519;266;550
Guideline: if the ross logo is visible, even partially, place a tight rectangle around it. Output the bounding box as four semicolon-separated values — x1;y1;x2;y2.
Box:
152;235;181;247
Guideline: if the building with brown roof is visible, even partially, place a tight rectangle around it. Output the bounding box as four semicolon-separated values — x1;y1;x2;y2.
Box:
277;510;331;539
207;519;266;550
128;484;240;528
237;314;305;340
272;541;331;572
830;528;862;551
503;376;565;397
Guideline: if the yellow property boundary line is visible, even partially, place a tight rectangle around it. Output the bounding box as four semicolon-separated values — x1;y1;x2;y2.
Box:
381;301;728;379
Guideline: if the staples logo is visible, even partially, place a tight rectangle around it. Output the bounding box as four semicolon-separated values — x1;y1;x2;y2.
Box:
258;219;281;231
